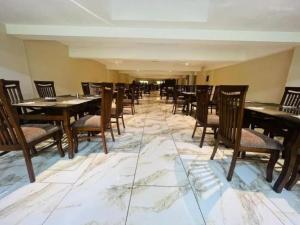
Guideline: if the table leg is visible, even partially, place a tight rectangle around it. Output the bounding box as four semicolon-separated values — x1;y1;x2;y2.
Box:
186;96;191;116
273;131;300;193
63;109;74;159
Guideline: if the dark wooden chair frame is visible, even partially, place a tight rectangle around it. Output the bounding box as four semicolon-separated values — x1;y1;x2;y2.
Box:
111;87;126;135
210;85;281;182
0;79;64;183
73;87;114;154
34;80;56;98
81;82;90;96
191;85;216;147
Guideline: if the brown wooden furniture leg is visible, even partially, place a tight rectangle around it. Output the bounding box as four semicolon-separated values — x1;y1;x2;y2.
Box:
63;109;74;159
273;132;300;193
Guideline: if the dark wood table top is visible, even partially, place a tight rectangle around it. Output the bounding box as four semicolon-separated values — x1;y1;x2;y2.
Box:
13;95;101;109
245;102;300;125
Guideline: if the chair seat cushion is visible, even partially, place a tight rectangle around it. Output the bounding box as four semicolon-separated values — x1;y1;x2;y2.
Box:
73;115;101;129
241;128;283;150
191;102;197;107
207;114;219;125
21;124;60;143
123;99;132;105
111;107;116;116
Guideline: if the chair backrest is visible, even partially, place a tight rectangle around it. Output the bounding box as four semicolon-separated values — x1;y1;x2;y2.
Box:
81;82;90;95
0;79;26;151
2;80;27;114
2;80;24;104
127;85;136;103
115;87;125;115
218;85;248;148
34;80;56;98
102;82;113;89
280;87;300;115
115;83;125;89
100;87;113;130
195;86;213;124
89;83;102;95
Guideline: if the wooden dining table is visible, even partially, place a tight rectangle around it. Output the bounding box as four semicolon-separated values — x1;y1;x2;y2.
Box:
13;95;101;159
181;91;196;115
244;102;300;193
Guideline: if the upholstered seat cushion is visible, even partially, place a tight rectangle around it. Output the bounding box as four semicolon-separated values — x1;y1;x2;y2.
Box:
123;99;132;105
241;128;283;150
73;115;101;129
207;114;219;125
111;107;116;116
191;102;197;107
21;124;60;143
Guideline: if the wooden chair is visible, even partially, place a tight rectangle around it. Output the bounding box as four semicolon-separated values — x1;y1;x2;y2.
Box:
34;80;56;98
210;85;283;182
172;89;185;114
81;82;90;96
111;88;125;135
191;85;218;147
280;87;300;114
123;87;135;115
0;79;64;182
72;87;114;154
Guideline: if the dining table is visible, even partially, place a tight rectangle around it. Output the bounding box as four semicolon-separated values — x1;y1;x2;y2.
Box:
181;91;196;115
244;102;300;193
13;95;101;159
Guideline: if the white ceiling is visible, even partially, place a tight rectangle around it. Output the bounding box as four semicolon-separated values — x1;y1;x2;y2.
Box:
1;0;300;79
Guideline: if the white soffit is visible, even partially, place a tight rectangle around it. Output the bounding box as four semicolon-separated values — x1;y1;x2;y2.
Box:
111;0;209;22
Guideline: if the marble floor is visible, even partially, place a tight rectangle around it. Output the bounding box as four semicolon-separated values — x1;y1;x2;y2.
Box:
0;93;299;225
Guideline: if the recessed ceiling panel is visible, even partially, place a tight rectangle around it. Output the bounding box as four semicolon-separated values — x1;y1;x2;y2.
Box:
111;0;209;22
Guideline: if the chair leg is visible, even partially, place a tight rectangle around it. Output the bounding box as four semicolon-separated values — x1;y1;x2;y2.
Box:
31;146;38;156
210;136;220;160
121;115;125;128
73;131;79;153
101;131;108;154
22;145;35;183
87;132;91;142
200;126;207;148
116;117;121;135
266;150;280;182
285;156;300;190
192;121;197;138
110;124;115;142
55;132;65;157
227;149;240;181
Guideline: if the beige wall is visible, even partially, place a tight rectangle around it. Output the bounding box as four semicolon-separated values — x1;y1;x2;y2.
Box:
199;49;294;103
0;27;128;98
24;40;111;96
0;24;34;98
286;47;300;87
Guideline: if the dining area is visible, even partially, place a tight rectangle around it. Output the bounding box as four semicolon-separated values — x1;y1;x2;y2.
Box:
0;79;143;183
0;79;300;225
165;84;300;193
1;0;300;224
